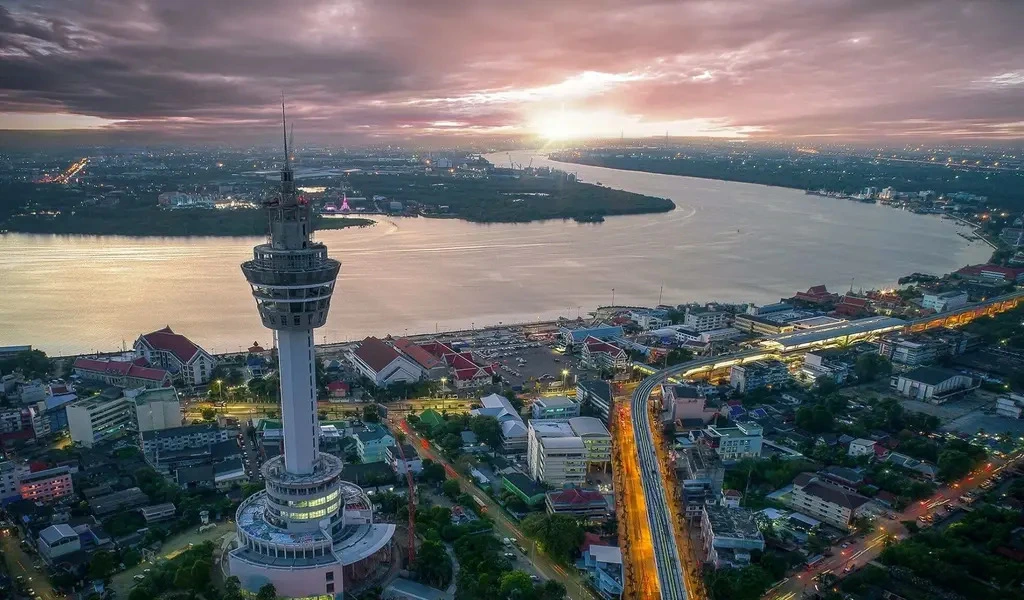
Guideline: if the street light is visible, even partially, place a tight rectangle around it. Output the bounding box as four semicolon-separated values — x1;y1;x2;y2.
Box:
440;377;448;410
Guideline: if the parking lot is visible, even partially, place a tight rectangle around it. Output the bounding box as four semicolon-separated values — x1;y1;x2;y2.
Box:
485;345;577;390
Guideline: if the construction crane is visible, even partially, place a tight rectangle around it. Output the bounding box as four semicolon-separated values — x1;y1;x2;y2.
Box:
395;440;416;565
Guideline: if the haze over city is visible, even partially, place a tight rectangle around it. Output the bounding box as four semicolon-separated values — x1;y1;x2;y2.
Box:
1;0;1023;144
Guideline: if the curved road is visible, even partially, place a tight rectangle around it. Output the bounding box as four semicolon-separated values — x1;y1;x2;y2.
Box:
630;350;774;600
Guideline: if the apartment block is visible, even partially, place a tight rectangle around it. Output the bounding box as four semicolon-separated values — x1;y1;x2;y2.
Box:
67;395;134;447
19;466;74;502
699;423;763;460
789;473;869;530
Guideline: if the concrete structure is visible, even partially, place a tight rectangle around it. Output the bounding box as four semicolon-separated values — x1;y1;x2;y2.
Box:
385;444;422;476
382;577;447;600
502;472;547;506
229;112;393;599
580;544;624;599
141;423;230;456
700;505;765;569
660;384;718;424
577;380;613;424
131;387;183;432
581;336;628;371
351;337;424;387
354;424;396;463
560;324;625;347
89;487;149;516
568;416;612;467
0;460;30;503
140;503;177;523
72;357;172;389
19;466;73;502
67;395;133;447
545;487;609;519
761;316;906;353
922;290;969;313
847;438;877;458
893;366;974;403
134;327;217;387
800;350;851;384
38;524;81;561
699;423;762;460
732;313;796;336
471;393;527;453
729;360;789;393
527;421;587;486
531;396;580;421
683;308;730;332
996;394;1024;419
678;445;726;523
789;473;869;530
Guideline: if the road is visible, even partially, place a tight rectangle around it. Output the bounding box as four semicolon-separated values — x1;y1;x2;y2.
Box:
395;418;598;600
766;450;1023;600
1;528;61;600
612;401;660;598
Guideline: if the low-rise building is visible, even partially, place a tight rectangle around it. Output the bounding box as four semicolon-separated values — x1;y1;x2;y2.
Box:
88;487;149;516
131;387;183;432
701;505;765;569
350;337;425;387
698;423;762;460
684;308;730;332
386;444;422;475
893;366;974;403
139;503;177;523
579;544;624;600
729;360;789;393
176;459;246;490
732;313;796;336
789;473;869;530
19;466;74;502
72;357;172;389
545;487;609;519
996;394;1024;419
661;384;718;424
502;472;547;506
471;393;526;453
922;290;969;313
576;380;613;425
354;424;396;463
141;423;230;456
847;438;877;458
0;460;30;503
67;395;134;447
800;349;852;384
531;396;580;421
580;336;628;371
38;524;81;562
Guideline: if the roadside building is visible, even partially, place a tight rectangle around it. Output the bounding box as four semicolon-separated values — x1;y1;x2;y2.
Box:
568;417;612;467
141;423;230;456
701;505;765;569
527;421;587;487
131;387;183;432
545;487;609;519
417;339;497;389
892;366;974;403
392;338;449;380
176;459;246;490
678;445;726;523
471;393;527;453
698;423;763;460
576;380;613;425
579;544;624;599
0;460;30;503
134;326;217;386
878;329;979;366
789;473;869;530
531;396;580;421
38;524;81;562
729;360;789;393
800;349;852;385
661;384;718;424
385;444;422;476
72;357;172;389
350;337;424;387
732;313;796;336
886;452;939;480
502;472;547;506
580;336;629;371
67;395;134;447
354;424;396;463
325;381;349;400
683;307;730;332
19;466;74;502
921;290;969;312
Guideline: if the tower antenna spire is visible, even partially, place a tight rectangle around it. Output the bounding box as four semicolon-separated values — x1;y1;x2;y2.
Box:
281;94;290;170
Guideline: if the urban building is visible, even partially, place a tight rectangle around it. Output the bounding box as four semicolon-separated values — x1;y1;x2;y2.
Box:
789;473;869;530
88;487;149;516
732;313;796;336
531;396;580;421
678;445;725;523
527;421;586;487
229;121;394;599
545;487;609;519
701;505;765;569
996;394;1024;419
761;316;906;353
140;503;177;523
921;290;969;313
568;417;612;467
847;438;877;458
382;578;447;600
559;324;625;347
0;460;30;503
471;393;527;453
131;387;183;432
502;472;547;506
576;380;613;425
886;453;939;480
800;349;851;384
134;327;217;386
354;424;396;463
683;307;730;332
579;544;624;600
350;337;424;387
629;310;670;330
892;366;974;403
176;459;247;490
416;340;496;389
698;423;763;460
790;285;838;305
878;329;979;366
955;263;1024;283
141;423;230;456
19;466;74;502
660;384;718;424
392;338;448;379
67;395;133;447
385;444;422;476
729;360;789;393
72;357;172;389
580;336;628;371
38;524;81;562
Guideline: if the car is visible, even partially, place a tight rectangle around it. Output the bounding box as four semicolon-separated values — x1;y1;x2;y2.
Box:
504;552;516;560
529;575;540;582
843;565;853;573
134;575;146;581
841;543;849;549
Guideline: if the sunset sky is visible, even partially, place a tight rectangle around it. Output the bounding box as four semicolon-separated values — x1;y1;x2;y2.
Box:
1;0;1022;143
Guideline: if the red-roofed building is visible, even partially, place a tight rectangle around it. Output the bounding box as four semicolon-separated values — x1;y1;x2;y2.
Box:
418;340;495;389
393;338;449;378
350;337;423;387
73;357;172;389
791;285;838;306
832;295;870;318
956;263;1024;283
580;336;628;371
134;327;216;387
326;381;349;399
545;487;609;519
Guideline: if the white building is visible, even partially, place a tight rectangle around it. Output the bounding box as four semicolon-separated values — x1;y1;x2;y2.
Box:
629;310;669;330
140;503;177;523
789;473;869;530
131;387;183;432
683;308;730;332
729;360;790;394
134;326;217;387
38;524;81;561
847;438;877;458
531;396;580;421
471;393;527;453
700;423;762;460
67;395;134;447
568;417;612;466
921;290;969;313
996;394;1024;419
0;460;30;503
580;336;629;371
893;366;974;403
350;337;424;387
141;423;230;456
527;421;586;487
385;444;423;476
701;505;765;569
576;380;613;425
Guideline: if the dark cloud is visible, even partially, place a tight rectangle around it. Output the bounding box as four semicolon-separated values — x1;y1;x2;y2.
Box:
0;0;1021;142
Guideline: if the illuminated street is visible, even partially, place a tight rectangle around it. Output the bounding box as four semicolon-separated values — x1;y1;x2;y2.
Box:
612;399;660;599
1;528;61;600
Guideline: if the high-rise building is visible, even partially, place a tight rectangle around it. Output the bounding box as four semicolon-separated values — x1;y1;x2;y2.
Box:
228;105;394;599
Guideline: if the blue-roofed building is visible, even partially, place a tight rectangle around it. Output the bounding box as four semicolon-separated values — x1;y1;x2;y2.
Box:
727;405;747;420
353;424;396;463
245;356;266;378
579;544;624;599
748;408;769;420
560;324;625;346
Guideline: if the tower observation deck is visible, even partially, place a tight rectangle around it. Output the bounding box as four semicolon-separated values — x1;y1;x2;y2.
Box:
230;104;394;599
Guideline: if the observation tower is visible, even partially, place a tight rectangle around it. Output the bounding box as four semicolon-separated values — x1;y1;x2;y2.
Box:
228;105;394;599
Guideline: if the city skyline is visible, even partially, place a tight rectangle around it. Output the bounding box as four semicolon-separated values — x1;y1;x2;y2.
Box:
1;0;1022;144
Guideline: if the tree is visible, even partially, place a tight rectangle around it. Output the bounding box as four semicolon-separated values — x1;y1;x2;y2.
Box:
439;433;463;456
223;576;244;600
795;404;833;434
815;377;840;396
937;449;974;481
362;404;380;423
521;514;584;564
0;349;51;378
470;416;503;449
499;570;534;598
420;460;447;484
201;408;216;420
536;580;568;600
414;539;453;588
855;353;892;382
443;478;462;501
257;583;278;600
88;550;118;580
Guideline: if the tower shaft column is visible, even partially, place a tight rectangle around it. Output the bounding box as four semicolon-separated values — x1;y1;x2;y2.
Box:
277;328;319;475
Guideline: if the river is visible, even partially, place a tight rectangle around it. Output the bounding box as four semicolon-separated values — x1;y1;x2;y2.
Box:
0;151;989;355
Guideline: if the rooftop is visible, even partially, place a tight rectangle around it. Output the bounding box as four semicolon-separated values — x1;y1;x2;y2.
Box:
139;327;201;363
577;379;612;404
535;395;577;408
763;316;907;350
353;337;402;373
588;544;623;565
901;366;964;386
40;524;78;544
568;416;609;437
141;422;220;441
704;505;763;541
547;487;607;507
133;387;178;405
794;474;869;510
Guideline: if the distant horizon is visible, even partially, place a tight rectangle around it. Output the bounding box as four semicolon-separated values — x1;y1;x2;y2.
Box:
1;1;1022;145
